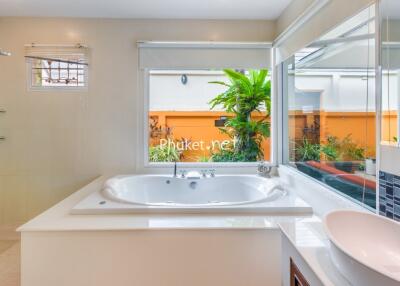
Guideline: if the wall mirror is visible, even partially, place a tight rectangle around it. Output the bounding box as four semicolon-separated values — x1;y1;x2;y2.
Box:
381;0;400;147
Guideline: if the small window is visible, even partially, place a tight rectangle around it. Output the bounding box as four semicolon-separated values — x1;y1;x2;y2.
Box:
25;45;88;90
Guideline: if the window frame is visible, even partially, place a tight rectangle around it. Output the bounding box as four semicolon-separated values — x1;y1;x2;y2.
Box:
136;42;276;173
26;54;89;92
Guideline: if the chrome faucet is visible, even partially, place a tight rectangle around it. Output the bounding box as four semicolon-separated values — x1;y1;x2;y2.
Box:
257;161;272;177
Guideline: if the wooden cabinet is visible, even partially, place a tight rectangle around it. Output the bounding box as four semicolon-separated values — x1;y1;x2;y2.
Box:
290;258;310;286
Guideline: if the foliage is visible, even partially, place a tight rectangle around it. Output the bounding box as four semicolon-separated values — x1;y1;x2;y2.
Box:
295;137;321;162
295;134;366;163
149;144;180;162
320;135;340;161
324;134;365;161
209;69;271;162
340;134;365;161
210;149;249;162
197;155;211;162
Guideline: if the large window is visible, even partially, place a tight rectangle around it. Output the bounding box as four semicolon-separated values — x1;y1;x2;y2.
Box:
148;69;271;163
139;42;272;165
283;5;377;209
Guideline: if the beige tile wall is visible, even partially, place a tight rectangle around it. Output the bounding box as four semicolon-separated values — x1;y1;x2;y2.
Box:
0;17;275;228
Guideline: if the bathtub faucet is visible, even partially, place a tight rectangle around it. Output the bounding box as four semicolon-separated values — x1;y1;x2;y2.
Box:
175;170;216;179
257;161;272;178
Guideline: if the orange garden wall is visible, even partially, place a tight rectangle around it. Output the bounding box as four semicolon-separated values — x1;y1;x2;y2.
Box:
149;110;386;162
382;112;398;142
149;111;271;162
289;111;377;158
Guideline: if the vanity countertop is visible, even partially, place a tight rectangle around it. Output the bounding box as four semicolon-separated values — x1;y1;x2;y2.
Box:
278;216;352;286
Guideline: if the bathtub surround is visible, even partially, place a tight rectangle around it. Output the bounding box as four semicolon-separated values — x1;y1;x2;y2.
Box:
18;167;366;286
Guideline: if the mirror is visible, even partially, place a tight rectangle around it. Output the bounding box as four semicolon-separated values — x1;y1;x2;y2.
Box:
381;0;400;146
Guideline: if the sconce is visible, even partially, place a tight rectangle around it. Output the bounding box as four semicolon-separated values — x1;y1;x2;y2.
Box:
181;74;188;85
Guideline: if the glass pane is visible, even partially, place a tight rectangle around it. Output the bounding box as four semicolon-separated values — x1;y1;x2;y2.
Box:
148;69;271;163
30;56;86;88
284;5;376;209
381;0;400;145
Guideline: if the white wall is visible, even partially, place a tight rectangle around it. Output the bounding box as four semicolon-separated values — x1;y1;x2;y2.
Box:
149;70;386;112
288;72;376;112
149;71;228;111
0;17;275;230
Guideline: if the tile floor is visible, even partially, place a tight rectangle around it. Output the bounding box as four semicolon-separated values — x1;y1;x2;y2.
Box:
0;241;20;286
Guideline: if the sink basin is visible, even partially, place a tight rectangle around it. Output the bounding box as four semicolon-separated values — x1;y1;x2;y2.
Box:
324;210;400;286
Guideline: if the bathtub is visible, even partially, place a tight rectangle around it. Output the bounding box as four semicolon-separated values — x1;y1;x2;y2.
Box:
71;174;313;214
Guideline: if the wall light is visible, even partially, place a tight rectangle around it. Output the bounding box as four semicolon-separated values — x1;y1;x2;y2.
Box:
181;74;188;85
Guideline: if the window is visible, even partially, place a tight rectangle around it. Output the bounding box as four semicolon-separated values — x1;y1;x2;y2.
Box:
138;42;272;165
148;69;271;163
282;5;377;209
25;45;88;90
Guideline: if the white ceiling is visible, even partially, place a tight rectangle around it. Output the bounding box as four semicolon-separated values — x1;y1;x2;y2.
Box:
0;0;293;20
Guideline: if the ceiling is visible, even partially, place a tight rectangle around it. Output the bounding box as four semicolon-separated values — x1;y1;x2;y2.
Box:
0;0;293;20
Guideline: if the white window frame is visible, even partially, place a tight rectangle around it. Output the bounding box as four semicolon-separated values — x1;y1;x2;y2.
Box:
136;42;276;173
25;44;89;92
27;60;89;92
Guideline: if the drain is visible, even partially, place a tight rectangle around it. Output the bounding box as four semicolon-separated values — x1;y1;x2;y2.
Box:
99;201;106;205
166;180;171;184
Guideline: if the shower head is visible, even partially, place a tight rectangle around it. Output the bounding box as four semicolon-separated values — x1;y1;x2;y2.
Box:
0;50;11;56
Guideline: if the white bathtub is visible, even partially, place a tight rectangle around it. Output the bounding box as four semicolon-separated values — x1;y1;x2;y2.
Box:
71;175;313;214
103;175;284;206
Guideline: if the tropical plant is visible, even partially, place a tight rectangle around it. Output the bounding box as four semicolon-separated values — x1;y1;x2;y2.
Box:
295;137;321;162
209;69;271;162
149;144;180;162
321;135;340;161
338;134;365;161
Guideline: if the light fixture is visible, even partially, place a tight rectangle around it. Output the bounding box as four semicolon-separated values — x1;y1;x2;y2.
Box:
181;74;188;85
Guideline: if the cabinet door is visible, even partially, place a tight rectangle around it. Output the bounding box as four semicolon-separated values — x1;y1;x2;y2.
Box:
290;258;310;286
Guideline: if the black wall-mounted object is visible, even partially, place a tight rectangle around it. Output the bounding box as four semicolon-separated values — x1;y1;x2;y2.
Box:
214;116;227;127
181;74;188;85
